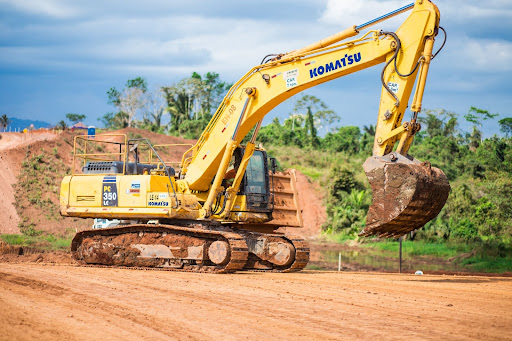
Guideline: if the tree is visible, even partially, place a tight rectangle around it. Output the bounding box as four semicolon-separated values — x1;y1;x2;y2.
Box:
57;120;67;130
305;106;320;148
141;88;167;132
419;109;458;138
468;126;482;151
0;114;10;131
192;71;231;116
119;87;146;127
98;112;129;129
499;117;512;137
285;113;305;131
126;77;147;92
107;87;121;106
363;125;375;136
66;113;86;124
160;72;232;135
106;77;148;127
464;107;498;128
464;107;498;143
293;94;340;134
162;88;193;131
323;126;361;153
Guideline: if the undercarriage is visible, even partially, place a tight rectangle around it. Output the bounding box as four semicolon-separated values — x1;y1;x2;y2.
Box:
71;223;309;273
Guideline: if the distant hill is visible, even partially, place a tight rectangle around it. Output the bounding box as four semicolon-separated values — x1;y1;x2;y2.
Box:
2;117;52;131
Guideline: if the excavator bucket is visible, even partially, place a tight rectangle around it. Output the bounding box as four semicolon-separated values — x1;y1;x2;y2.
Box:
359;153;450;238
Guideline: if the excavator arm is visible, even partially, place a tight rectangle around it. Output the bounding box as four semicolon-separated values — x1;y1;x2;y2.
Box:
178;0;449;237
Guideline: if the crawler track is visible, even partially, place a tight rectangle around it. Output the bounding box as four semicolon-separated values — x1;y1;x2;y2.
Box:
72;224;249;273
71;224;310;273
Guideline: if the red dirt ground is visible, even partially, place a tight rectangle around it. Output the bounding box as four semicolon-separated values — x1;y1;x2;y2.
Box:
0;263;510;340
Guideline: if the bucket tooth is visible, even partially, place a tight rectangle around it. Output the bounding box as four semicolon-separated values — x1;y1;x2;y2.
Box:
359;152;450;238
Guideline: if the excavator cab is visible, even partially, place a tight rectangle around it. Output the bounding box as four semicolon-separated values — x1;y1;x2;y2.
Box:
229;147;272;212
241;149;271;210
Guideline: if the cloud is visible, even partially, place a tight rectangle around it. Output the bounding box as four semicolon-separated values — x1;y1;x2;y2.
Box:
461;38;512;71
435;35;512;75
442;1;512;20
319;0;412;29
0;10;330;81
0;0;77;18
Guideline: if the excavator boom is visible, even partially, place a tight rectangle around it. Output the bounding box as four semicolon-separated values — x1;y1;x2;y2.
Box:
177;0;449;237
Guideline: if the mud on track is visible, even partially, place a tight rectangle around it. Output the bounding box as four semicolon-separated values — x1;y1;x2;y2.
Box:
0;264;511;340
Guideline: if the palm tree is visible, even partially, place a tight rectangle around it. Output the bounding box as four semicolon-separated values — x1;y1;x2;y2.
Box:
150;108;165;131
363;124;376;136
163;89;193;131
0;114;10;131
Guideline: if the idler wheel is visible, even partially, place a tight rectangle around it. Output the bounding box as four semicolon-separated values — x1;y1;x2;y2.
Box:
267;241;295;266
208;241;230;265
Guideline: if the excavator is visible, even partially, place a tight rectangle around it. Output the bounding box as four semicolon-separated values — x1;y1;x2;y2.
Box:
60;0;450;273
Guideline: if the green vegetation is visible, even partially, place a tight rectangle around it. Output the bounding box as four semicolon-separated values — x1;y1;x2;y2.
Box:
66;113;86;125
14;146;68;230
364;240;512;273
1;233;72;250
460;256;512;273
363;240;470;258
57;120;67;130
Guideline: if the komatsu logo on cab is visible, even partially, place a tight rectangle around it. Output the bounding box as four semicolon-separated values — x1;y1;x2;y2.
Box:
309;53;362;78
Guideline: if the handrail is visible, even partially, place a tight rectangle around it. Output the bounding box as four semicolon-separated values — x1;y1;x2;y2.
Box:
72;134;127;175
148;143;194;167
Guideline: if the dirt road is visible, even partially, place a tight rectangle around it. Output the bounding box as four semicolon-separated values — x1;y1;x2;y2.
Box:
0;132;57;151
0;263;510;340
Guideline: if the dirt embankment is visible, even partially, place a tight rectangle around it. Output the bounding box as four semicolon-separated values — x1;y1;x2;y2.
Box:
295;171;326;238
0;128;325;237
0;132;59;234
0;264;511;340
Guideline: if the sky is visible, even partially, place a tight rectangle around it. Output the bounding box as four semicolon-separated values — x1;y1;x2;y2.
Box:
1;0;511;136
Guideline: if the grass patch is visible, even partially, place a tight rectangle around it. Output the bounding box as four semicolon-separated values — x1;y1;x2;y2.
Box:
461;256;512;273
305;264;325;270
1;233;72;250
322;232;356;244
362;240;471;258
1;234;36;246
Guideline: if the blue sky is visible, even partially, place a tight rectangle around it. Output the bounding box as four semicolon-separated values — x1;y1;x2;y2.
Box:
1;0;511;136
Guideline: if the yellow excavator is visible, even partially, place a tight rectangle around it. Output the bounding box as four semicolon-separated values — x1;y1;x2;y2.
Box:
60;0;450;272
